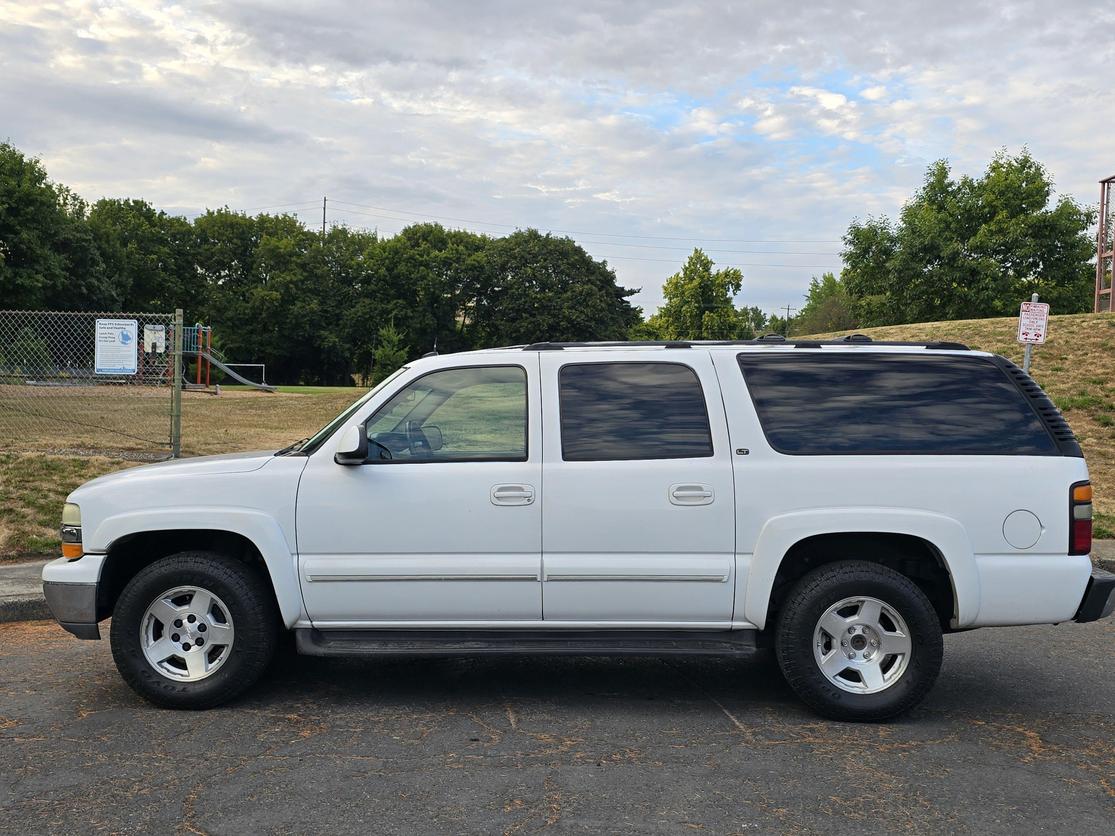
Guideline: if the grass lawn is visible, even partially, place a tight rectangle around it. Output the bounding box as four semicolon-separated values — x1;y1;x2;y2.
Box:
3;312;1113;557
0;386;364;558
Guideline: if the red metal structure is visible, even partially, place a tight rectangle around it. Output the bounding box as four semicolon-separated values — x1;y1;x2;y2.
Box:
1097;176;1115;313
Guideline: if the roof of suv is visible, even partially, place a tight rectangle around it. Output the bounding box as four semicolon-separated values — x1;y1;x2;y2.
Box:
451;335;985;357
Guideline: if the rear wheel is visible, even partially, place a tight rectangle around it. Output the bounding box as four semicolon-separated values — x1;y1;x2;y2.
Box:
110;551;277;709
775;560;943;721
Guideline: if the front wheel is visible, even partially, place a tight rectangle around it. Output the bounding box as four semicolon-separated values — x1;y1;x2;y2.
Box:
775;561;943;721
110;551;278;709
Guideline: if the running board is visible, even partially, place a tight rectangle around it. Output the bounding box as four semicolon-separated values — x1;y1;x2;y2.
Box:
295;628;759;657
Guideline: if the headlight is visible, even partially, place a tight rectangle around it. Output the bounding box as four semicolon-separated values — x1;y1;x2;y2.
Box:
60;503;82;560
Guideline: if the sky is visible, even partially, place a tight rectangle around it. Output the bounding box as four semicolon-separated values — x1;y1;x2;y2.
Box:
2;0;1112;314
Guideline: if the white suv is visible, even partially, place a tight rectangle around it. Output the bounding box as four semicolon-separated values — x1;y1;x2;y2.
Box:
42;338;1115;720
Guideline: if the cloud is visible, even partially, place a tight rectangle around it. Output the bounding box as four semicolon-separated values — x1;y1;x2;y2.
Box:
0;0;1110;312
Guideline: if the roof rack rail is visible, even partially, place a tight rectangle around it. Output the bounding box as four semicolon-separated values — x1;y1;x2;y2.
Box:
512;338;971;350
521;340;693;351
923;341;970;350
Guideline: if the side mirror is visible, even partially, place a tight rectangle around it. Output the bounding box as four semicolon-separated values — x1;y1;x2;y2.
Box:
423;424;444;451
334;425;368;465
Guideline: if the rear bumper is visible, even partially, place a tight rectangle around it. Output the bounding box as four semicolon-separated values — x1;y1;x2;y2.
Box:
1075;567;1115;623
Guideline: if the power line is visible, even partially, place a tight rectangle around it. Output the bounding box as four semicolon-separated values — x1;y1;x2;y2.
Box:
325;198;842;245
241;200;322;213
323;207;841;269
326;214;838;270
588;254;839;270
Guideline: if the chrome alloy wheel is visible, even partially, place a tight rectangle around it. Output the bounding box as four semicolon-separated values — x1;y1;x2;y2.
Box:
813;595;912;694
140;586;235;682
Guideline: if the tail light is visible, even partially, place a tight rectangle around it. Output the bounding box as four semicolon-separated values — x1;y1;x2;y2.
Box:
1069;482;1092;556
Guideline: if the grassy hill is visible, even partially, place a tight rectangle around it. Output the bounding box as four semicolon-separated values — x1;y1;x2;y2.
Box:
802;311;1115;536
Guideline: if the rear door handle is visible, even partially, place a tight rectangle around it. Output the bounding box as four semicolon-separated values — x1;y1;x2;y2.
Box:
491;484;535;506
669;483;714;506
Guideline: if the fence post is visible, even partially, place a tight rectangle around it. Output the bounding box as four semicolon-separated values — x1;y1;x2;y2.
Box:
171;308;183;458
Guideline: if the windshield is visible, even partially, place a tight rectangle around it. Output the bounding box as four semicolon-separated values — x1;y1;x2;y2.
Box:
294;367;410;455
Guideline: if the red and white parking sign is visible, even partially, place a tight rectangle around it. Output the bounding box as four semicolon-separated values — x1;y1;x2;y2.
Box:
1017;301;1050;344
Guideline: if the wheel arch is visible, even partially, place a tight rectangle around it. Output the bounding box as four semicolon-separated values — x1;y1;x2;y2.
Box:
744;509;978;630
90;508;302;628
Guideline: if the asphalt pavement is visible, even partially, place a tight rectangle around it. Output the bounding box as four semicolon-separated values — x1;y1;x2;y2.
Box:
1;617;1113;835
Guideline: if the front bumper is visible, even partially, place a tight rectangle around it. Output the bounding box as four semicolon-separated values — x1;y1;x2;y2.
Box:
42;581;100;639
41;555;106;640
1074;567;1115;623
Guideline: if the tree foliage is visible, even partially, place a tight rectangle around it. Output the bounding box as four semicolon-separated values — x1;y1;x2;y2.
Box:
842;151;1095;326
371;320;409;383
790;272;857;335
0;144;640;384
643;249;753;340
0;144;107;310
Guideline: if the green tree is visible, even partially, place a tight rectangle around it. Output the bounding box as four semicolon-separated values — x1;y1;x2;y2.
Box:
372;320;409;383
0;144;108;309
474;230;639;345
647;249;746;340
766;313;791;336
790;272;858;335
88;198;198;312
736;305;769;339
842;151;1095;325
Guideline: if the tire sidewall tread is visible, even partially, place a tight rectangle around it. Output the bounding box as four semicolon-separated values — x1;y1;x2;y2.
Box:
775;560;944;722
110;550;278;710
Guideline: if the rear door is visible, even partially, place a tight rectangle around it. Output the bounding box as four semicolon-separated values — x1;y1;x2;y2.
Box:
539;351;736;625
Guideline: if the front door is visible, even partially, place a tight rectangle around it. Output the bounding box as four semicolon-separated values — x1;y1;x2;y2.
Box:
296;361;542;627
539;352;736;626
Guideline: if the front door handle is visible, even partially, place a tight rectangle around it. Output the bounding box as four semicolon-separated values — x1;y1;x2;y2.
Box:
491;484;535;506
669;483;714;506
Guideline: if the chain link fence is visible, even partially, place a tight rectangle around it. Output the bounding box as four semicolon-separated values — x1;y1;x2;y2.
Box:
0;310;183;460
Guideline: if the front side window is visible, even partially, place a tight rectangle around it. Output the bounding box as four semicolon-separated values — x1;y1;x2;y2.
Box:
737;353;1057;455
559;362;713;461
365;366;527;461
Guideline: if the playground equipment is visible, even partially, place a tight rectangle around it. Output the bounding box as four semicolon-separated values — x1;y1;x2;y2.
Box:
179;324;275;392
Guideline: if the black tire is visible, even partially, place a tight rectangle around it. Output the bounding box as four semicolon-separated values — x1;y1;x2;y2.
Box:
774;560;943;722
110;550;278;709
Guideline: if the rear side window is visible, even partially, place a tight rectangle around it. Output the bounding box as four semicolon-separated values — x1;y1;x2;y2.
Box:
559;362;713;461
736;353;1057;456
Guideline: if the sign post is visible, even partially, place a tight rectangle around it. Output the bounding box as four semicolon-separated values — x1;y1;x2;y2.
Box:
1017;293;1049;374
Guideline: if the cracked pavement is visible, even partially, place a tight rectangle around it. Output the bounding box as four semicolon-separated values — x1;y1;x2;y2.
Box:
1;619;1113;834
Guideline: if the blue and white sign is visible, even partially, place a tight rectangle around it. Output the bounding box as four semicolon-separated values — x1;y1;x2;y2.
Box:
95;318;138;375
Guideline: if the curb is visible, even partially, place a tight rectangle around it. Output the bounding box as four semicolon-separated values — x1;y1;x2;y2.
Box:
0;597;52;624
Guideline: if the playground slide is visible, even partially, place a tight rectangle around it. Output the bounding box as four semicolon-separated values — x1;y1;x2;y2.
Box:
197;350;277;392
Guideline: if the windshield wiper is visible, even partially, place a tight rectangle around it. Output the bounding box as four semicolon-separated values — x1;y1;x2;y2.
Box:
274;437;310;456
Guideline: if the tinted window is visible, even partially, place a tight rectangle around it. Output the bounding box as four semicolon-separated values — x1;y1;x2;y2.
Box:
365;366;527;461
559;362;713;461
737;353;1057;456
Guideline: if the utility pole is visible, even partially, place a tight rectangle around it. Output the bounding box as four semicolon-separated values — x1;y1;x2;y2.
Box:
321;195;327;239
781;304;796;335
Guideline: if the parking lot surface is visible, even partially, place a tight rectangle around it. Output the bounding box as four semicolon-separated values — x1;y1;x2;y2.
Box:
1;619;1113;835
